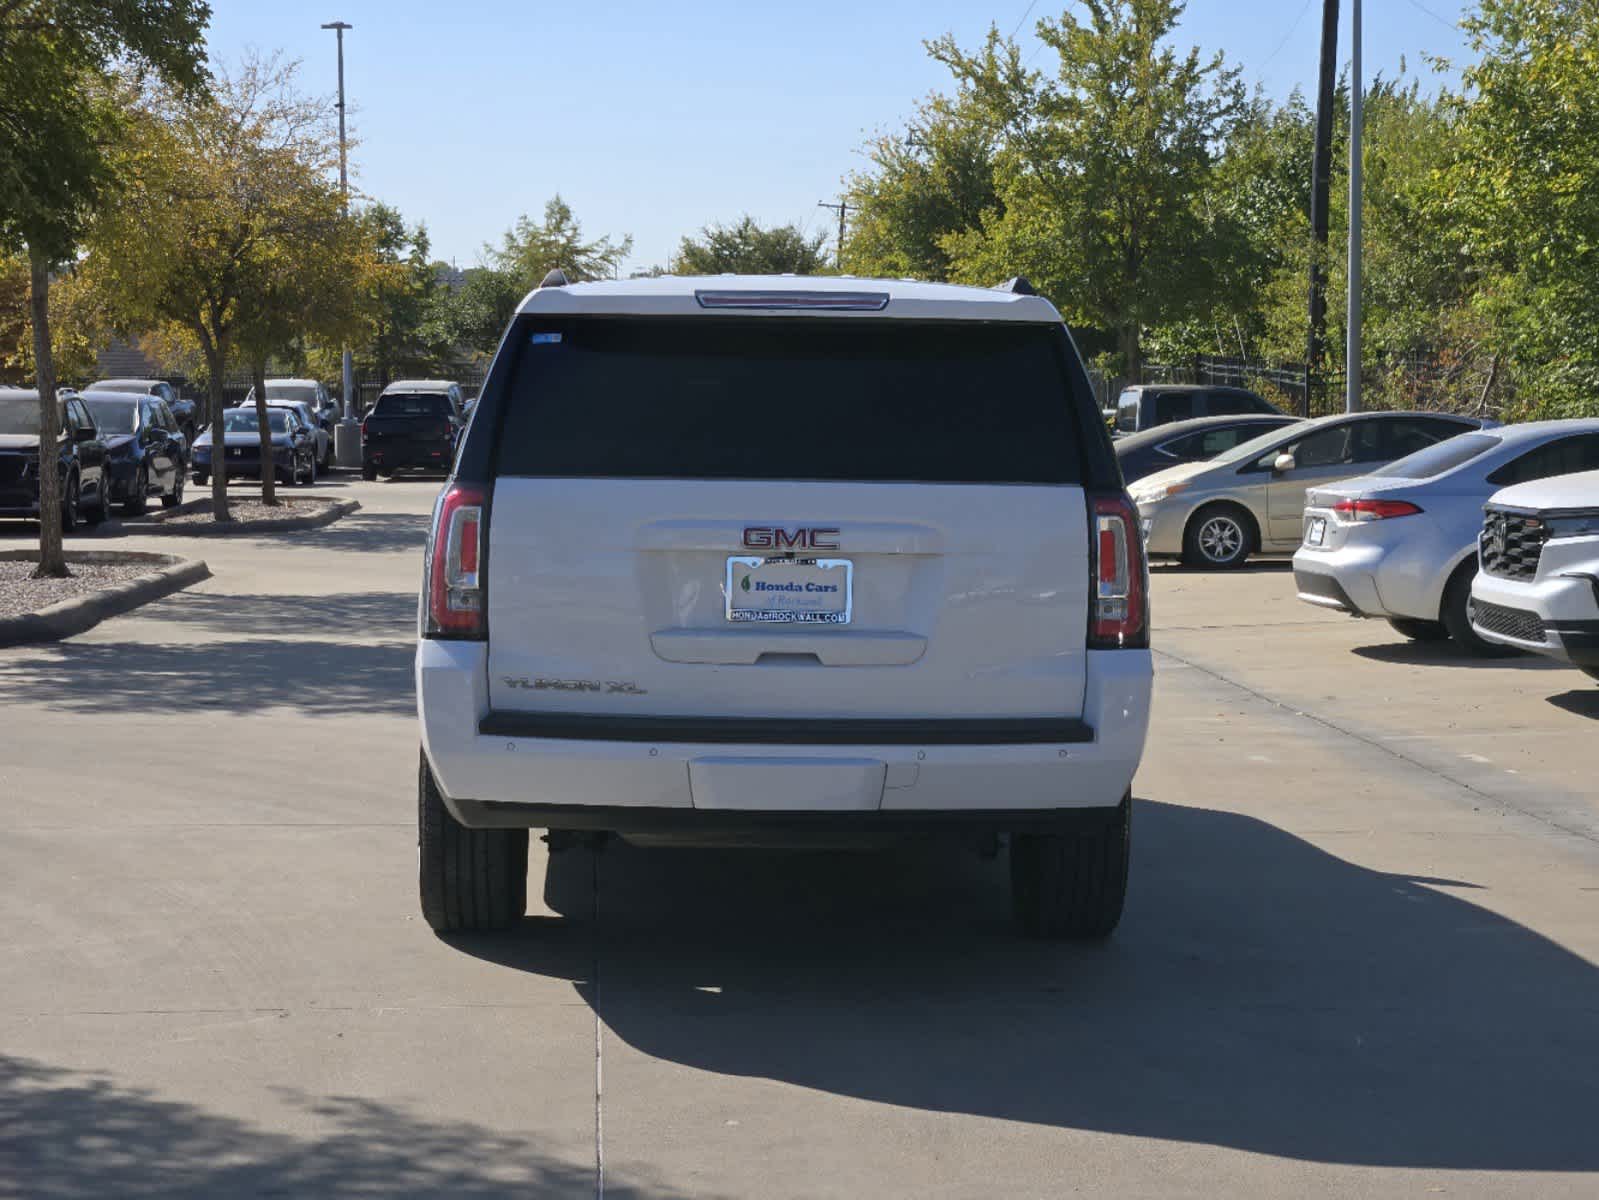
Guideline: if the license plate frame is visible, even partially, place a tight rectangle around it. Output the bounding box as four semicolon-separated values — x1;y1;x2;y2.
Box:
1306;516;1327;547
725;556;853;625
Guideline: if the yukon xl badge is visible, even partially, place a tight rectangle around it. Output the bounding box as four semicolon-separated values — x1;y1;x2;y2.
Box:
742;526;840;551
503;676;647;695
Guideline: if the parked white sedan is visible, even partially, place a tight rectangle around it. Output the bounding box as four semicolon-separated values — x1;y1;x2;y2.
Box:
1293;420;1599;653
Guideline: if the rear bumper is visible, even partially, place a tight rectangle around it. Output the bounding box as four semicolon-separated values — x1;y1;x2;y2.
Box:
1292;543;1388;616
417;640;1150;826
363;440;453;470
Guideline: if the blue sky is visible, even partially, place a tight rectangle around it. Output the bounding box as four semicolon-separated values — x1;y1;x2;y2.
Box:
204;1;1474;274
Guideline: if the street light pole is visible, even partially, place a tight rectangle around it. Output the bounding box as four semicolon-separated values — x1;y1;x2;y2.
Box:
1346;0;1363;413
322;20;361;466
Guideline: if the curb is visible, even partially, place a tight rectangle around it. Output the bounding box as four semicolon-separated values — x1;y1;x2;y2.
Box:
127;497;361;537
0;550;211;648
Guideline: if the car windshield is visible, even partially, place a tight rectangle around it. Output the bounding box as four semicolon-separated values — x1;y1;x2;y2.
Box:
266;384;317;404
221;409;290;433
1209;421;1307;465
85;380;147;393
1370;432;1501;478
82;399;138;434
0;395;45;435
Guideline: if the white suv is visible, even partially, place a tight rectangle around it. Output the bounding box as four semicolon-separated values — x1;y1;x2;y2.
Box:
1471;468;1599;677
415;273;1152;938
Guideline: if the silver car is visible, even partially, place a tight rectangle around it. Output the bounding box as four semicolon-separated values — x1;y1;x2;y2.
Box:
1131;411;1491;568
1294;420;1599;652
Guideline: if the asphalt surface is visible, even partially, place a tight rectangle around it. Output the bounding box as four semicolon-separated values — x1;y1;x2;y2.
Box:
2;477;1597;1198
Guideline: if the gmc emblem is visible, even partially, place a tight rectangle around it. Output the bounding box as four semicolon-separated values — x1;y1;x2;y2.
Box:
742;526;840;551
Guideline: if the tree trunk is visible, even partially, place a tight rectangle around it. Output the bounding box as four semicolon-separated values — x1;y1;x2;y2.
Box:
252;359;277;504
1119;324;1143;384
27;246;68;579
205;349;231;522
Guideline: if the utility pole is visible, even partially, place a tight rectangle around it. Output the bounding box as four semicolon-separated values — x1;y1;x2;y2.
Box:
818;199;849;272
1305;0;1340;419
1346;0;1363;413
322;20;361;466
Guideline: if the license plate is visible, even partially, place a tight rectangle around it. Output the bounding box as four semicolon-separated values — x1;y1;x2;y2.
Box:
1306;517;1327;547
726;556;852;624
229;448;242;458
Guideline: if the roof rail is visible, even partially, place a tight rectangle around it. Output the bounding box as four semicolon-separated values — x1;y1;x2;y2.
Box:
539;268;570;288
995;276;1037;296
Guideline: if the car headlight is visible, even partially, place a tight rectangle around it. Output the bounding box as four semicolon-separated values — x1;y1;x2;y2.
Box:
1132;482;1189;505
1543;512;1599;539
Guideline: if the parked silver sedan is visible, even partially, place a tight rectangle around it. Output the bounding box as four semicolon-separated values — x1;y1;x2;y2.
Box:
1131;411;1492;568
1294;420;1599;652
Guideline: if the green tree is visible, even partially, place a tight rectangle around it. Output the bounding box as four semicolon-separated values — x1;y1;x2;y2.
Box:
428;266;523;361
667;216;830;275
83;58;357;520
352;203;447;387
488;196;632;285
0;0;209;574
927;0;1246;377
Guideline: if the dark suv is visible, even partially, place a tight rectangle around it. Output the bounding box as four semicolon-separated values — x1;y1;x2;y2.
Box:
1110;384;1280;436
360;385;462;479
0;387;112;528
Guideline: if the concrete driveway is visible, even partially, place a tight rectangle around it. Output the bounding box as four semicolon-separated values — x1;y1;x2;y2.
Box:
2;482;1596;1198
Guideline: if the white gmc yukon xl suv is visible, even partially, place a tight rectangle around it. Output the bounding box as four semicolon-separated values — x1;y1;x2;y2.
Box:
415;274;1152;938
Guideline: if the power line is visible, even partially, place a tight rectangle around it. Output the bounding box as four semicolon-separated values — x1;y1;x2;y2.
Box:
1399;0;1460;30
1260;0;1316;71
1007;0;1039;41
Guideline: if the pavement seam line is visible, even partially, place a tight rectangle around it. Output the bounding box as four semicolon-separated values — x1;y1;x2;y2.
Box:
1154;645;1599;847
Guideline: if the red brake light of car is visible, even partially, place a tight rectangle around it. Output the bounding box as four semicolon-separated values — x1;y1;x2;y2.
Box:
1089;494;1148;649
360;418;369;439
425;483;486;639
1333;499;1423;521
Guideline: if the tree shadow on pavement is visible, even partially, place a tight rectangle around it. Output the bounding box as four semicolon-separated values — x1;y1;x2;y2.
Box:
0;1055;691;1199
453;799;1599;1172
135;590;418;639
0;637;414;715
288;510;429;556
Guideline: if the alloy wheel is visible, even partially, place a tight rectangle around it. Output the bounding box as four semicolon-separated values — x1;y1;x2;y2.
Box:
1198;515;1244;564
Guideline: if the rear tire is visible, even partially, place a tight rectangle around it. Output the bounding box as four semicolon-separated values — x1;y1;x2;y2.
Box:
1441;561;1520;657
418;750;528;933
361;464;377;482
122;468;148;516
1010;793;1130;940
84;476;112;526
192;471;208;486
1388;617;1448;642
1182;504;1255;569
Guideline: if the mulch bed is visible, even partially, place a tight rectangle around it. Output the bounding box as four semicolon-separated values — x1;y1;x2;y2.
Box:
0;559;154;622
149;498;340;526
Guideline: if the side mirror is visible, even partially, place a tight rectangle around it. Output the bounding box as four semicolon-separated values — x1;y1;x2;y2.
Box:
75;425;97;442
1273;451;1297;474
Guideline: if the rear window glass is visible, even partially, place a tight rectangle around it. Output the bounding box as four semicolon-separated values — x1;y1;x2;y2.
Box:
493;318;1084;483
1372;432;1500;479
1152;391;1196;424
374;394;451;417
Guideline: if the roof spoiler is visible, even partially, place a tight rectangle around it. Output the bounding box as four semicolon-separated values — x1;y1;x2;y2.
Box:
994;276;1037;296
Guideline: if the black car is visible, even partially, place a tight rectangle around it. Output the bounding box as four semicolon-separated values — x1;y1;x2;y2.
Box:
360;387;462;479
1107;384;1282;436
1115;413;1304;484
0;387;113;528
80;391;189;513
84;378;197;441
191;406;318;486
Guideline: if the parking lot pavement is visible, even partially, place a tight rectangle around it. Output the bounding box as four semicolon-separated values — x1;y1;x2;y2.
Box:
2;490;1597;1198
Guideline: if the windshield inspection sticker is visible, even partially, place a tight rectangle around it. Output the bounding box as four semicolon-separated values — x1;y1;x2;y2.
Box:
528;332;563;345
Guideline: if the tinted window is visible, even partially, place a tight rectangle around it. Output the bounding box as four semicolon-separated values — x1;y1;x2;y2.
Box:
83;398;137;435
374;393;452;417
67;399;94;434
0;395;44;435
1206;391;1269;416
496;318;1084;483
221;409;290;433
155;401;177;431
1372;432;1500;478
1381;417;1463;460
1291;423;1362;468
1152;391;1196;424
1163;425;1258;459
1488;433;1599;486
1116;389;1140;433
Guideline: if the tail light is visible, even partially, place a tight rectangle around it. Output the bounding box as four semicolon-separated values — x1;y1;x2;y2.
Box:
360;418;370;440
1089;494;1148;649
1333;499;1423;521
425;483;486;639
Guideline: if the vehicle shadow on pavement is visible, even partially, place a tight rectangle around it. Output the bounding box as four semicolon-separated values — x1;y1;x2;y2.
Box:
1547;687;1599;719
289;510;429;556
456;800;1599;1171
0;1055;702;1199
1350;641;1566;670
